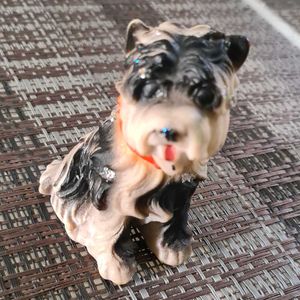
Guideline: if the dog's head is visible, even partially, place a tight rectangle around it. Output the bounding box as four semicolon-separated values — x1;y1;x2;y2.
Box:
117;20;249;176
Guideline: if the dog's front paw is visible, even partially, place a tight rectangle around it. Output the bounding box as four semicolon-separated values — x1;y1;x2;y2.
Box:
157;225;192;266
96;252;136;285
157;238;192;266
162;224;192;251
140;222;192;267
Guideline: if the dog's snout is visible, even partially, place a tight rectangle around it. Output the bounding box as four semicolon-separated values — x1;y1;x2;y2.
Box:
158;124;202;162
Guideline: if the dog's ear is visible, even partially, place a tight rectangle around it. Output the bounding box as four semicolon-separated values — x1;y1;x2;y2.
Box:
188;24;211;37
126;19;150;52
225;35;250;71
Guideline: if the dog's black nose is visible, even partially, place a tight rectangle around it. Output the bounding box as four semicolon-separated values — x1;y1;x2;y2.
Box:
160;128;179;142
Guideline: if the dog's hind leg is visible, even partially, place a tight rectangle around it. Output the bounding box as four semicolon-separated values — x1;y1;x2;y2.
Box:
139;180;198;266
85;216;137;285
39;128;137;285
60;207;137;285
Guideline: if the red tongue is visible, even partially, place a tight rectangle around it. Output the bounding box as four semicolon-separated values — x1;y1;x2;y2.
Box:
165;145;175;161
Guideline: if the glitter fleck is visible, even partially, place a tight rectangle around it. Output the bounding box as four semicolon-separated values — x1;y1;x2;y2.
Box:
100;167;115;182
139;67;146;79
181;173;196;183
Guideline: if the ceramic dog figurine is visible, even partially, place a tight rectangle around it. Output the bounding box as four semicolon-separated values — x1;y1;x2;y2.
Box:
39;20;249;285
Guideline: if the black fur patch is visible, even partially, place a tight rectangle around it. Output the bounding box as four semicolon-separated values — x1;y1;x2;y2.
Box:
157;180;198;250
138;179;198;250
124;31;233;110
114;226;136;264
57;120;114;210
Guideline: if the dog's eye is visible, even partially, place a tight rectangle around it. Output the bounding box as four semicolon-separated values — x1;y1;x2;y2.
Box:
132;79;159;101
142;81;159;99
188;83;222;110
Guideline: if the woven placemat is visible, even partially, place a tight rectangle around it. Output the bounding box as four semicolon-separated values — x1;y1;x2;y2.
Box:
0;0;299;299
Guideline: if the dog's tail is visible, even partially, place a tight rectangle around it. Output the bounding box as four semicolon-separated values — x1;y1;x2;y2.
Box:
39;125;114;212
39;159;64;195
39;127;101;196
38;130;93;196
